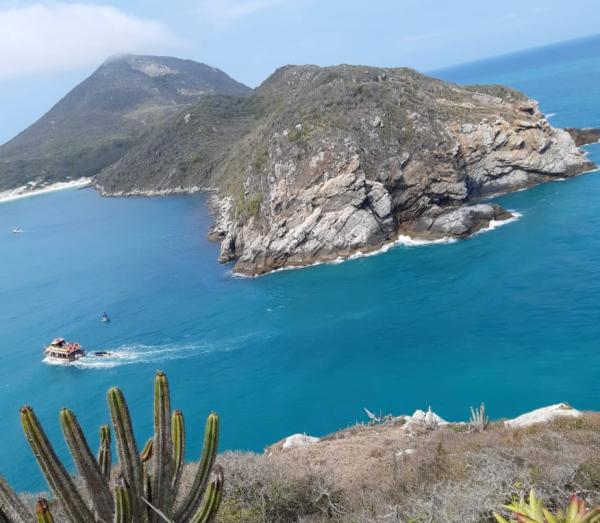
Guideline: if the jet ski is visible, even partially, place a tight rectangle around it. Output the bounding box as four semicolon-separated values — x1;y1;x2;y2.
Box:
101;312;110;323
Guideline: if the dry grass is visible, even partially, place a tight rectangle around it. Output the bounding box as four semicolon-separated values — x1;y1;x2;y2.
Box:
216;414;600;522
15;415;600;522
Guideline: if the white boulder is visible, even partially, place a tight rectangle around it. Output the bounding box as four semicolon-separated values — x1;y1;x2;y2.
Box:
402;407;449;431
504;403;581;428
282;433;320;449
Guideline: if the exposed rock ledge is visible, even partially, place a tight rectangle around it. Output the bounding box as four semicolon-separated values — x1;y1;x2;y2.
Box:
566;127;600;146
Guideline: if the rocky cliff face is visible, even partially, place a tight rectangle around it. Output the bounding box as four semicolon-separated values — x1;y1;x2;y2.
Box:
200;66;593;275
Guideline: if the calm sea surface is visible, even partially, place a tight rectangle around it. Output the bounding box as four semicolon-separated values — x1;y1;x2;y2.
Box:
2;36;600;491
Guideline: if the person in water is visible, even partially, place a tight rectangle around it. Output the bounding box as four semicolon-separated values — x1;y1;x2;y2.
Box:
102;312;110;322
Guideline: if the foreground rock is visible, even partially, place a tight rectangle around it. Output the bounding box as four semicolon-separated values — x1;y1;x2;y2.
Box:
97;65;595;275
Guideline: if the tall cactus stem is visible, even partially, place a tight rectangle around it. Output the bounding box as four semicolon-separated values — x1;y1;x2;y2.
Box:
190;466;224;523
171;409;185;494
114;476;133;523
0;474;32;523
20;406;94;522
152;371;173;520
60;408;113;522
97;424;112;482
107;388;144;519
35;498;54;523
175;412;219;521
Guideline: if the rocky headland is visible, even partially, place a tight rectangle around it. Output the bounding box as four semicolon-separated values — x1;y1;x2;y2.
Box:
200;67;594;275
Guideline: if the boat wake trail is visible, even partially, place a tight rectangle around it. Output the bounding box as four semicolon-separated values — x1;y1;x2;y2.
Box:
43;339;242;369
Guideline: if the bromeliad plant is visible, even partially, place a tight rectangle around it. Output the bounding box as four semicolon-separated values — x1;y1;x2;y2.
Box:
0;371;223;523
494;489;600;523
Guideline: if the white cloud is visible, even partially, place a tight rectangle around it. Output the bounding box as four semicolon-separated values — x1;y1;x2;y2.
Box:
0;3;183;79
197;0;290;21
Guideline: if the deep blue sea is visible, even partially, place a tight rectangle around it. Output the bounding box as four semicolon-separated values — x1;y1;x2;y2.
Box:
2;35;600;492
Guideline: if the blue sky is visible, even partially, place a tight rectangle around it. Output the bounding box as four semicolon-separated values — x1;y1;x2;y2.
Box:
1;0;599;144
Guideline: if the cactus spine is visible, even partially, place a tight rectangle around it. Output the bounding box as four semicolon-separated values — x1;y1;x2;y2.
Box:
35;498;54;523
175;412;220;521
97;425;112;482
171;409;185;494
60;409;113;521
0;474;32;523
20;406;94;522
107;387;144;520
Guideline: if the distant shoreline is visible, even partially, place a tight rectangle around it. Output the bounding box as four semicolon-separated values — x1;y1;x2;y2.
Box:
0;178;92;204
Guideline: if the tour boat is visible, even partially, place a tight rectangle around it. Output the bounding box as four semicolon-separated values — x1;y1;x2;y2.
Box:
43;338;85;362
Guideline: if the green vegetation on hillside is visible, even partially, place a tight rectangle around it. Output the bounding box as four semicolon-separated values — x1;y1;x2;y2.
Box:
0;55;249;192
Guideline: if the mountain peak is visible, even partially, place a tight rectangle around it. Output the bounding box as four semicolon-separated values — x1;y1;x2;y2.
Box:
0;56;249;191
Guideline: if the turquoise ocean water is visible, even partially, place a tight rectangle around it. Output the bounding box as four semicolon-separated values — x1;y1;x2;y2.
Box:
2;35;600;492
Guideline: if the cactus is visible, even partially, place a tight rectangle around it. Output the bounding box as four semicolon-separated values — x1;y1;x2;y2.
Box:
151;371;173;520
140;438;154;463
60;409;113;521
190;466;224;523
175;412;220;521
97;425;112;482
107;386;145;519
114;476;133;523
0;475;32;523
7;371;222;522
35;498;54;523
20;406;95;522
171;410;185;494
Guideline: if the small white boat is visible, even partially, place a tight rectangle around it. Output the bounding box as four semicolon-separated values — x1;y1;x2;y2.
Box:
44;338;85;363
12;228;23;234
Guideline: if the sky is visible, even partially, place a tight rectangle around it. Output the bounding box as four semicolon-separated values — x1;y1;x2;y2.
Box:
1;0;599;144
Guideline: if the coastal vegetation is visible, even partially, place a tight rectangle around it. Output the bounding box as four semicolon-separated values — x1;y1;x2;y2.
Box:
214;413;600;522
3;382;600;522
